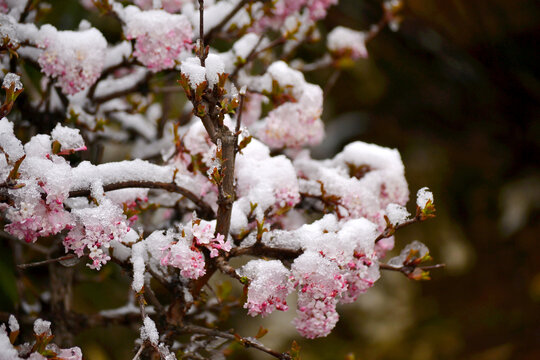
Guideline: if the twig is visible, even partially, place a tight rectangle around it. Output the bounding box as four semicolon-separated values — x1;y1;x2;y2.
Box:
374;216;421;243
17;254;77;270
180;324;292;360
204;0;251;43
198;0;206;66
132;344;145;360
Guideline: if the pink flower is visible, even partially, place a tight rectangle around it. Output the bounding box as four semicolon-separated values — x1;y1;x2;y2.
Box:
124;8;193;72
37;25;107;95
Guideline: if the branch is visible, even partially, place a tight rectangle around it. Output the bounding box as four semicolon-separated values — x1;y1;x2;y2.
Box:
375;216;421;243
203;0;251;43
229;244;301;260
68;180;214;220
17;254;77;270
180;324;292;360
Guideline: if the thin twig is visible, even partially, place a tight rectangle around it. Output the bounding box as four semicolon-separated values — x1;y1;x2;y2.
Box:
132;344;145;360
17;254;77;270
180;324;292;360
204;0;251;43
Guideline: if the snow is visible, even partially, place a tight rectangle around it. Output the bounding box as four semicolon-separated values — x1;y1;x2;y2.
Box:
204;53;225;88
8;314;18;332
416;187;434;208
180;56;206;88
2;72;22;91
0;325;21;360
327;26;367;60
385;203;410;226
0;117;24;162
131;241;147;292
33;318;51;335
141;316;159;344
50;123;85;152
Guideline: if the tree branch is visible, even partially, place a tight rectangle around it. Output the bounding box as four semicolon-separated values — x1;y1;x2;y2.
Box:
69;180;214;220
180;324;292;360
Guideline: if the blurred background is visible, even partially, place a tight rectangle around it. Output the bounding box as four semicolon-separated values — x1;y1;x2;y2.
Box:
1;0;539;359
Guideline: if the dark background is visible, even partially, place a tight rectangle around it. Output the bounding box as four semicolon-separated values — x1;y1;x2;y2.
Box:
1;0;539;359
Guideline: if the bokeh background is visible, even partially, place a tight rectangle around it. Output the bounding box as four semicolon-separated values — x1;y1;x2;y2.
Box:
1;0;539;359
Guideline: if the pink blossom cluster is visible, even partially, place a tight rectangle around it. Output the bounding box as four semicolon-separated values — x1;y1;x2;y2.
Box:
254;0;337;31
295;141;409;231
239;260;293;317
248;61;325;149
134;0;188;13
0;0;8;14
3;123;86;244
65;194;130;270
160;220;231;279
37;25;107;95
123;7;193;72
258;83;324;149
291;252;347;338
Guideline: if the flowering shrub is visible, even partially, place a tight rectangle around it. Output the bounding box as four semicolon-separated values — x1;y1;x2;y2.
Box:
0;0;442;358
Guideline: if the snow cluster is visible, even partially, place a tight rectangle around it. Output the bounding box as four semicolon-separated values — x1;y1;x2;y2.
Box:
232;138;300;233
295;141;409;229
180;54;226;89
120;6;193;71
416;187;434;209
141;316;159;345
2;72;23;91
327;26;368;60
37;25;107;95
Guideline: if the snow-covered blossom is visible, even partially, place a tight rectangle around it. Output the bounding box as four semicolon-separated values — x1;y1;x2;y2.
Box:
64;184;130;270
239;260;293;317
37;25;107;95
253;0;337;31
291;252;346;338
295;141;409;230
122;6;193;71
327;26;368;60
247;61;325;149
258;83;324;148
160;234;206;279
